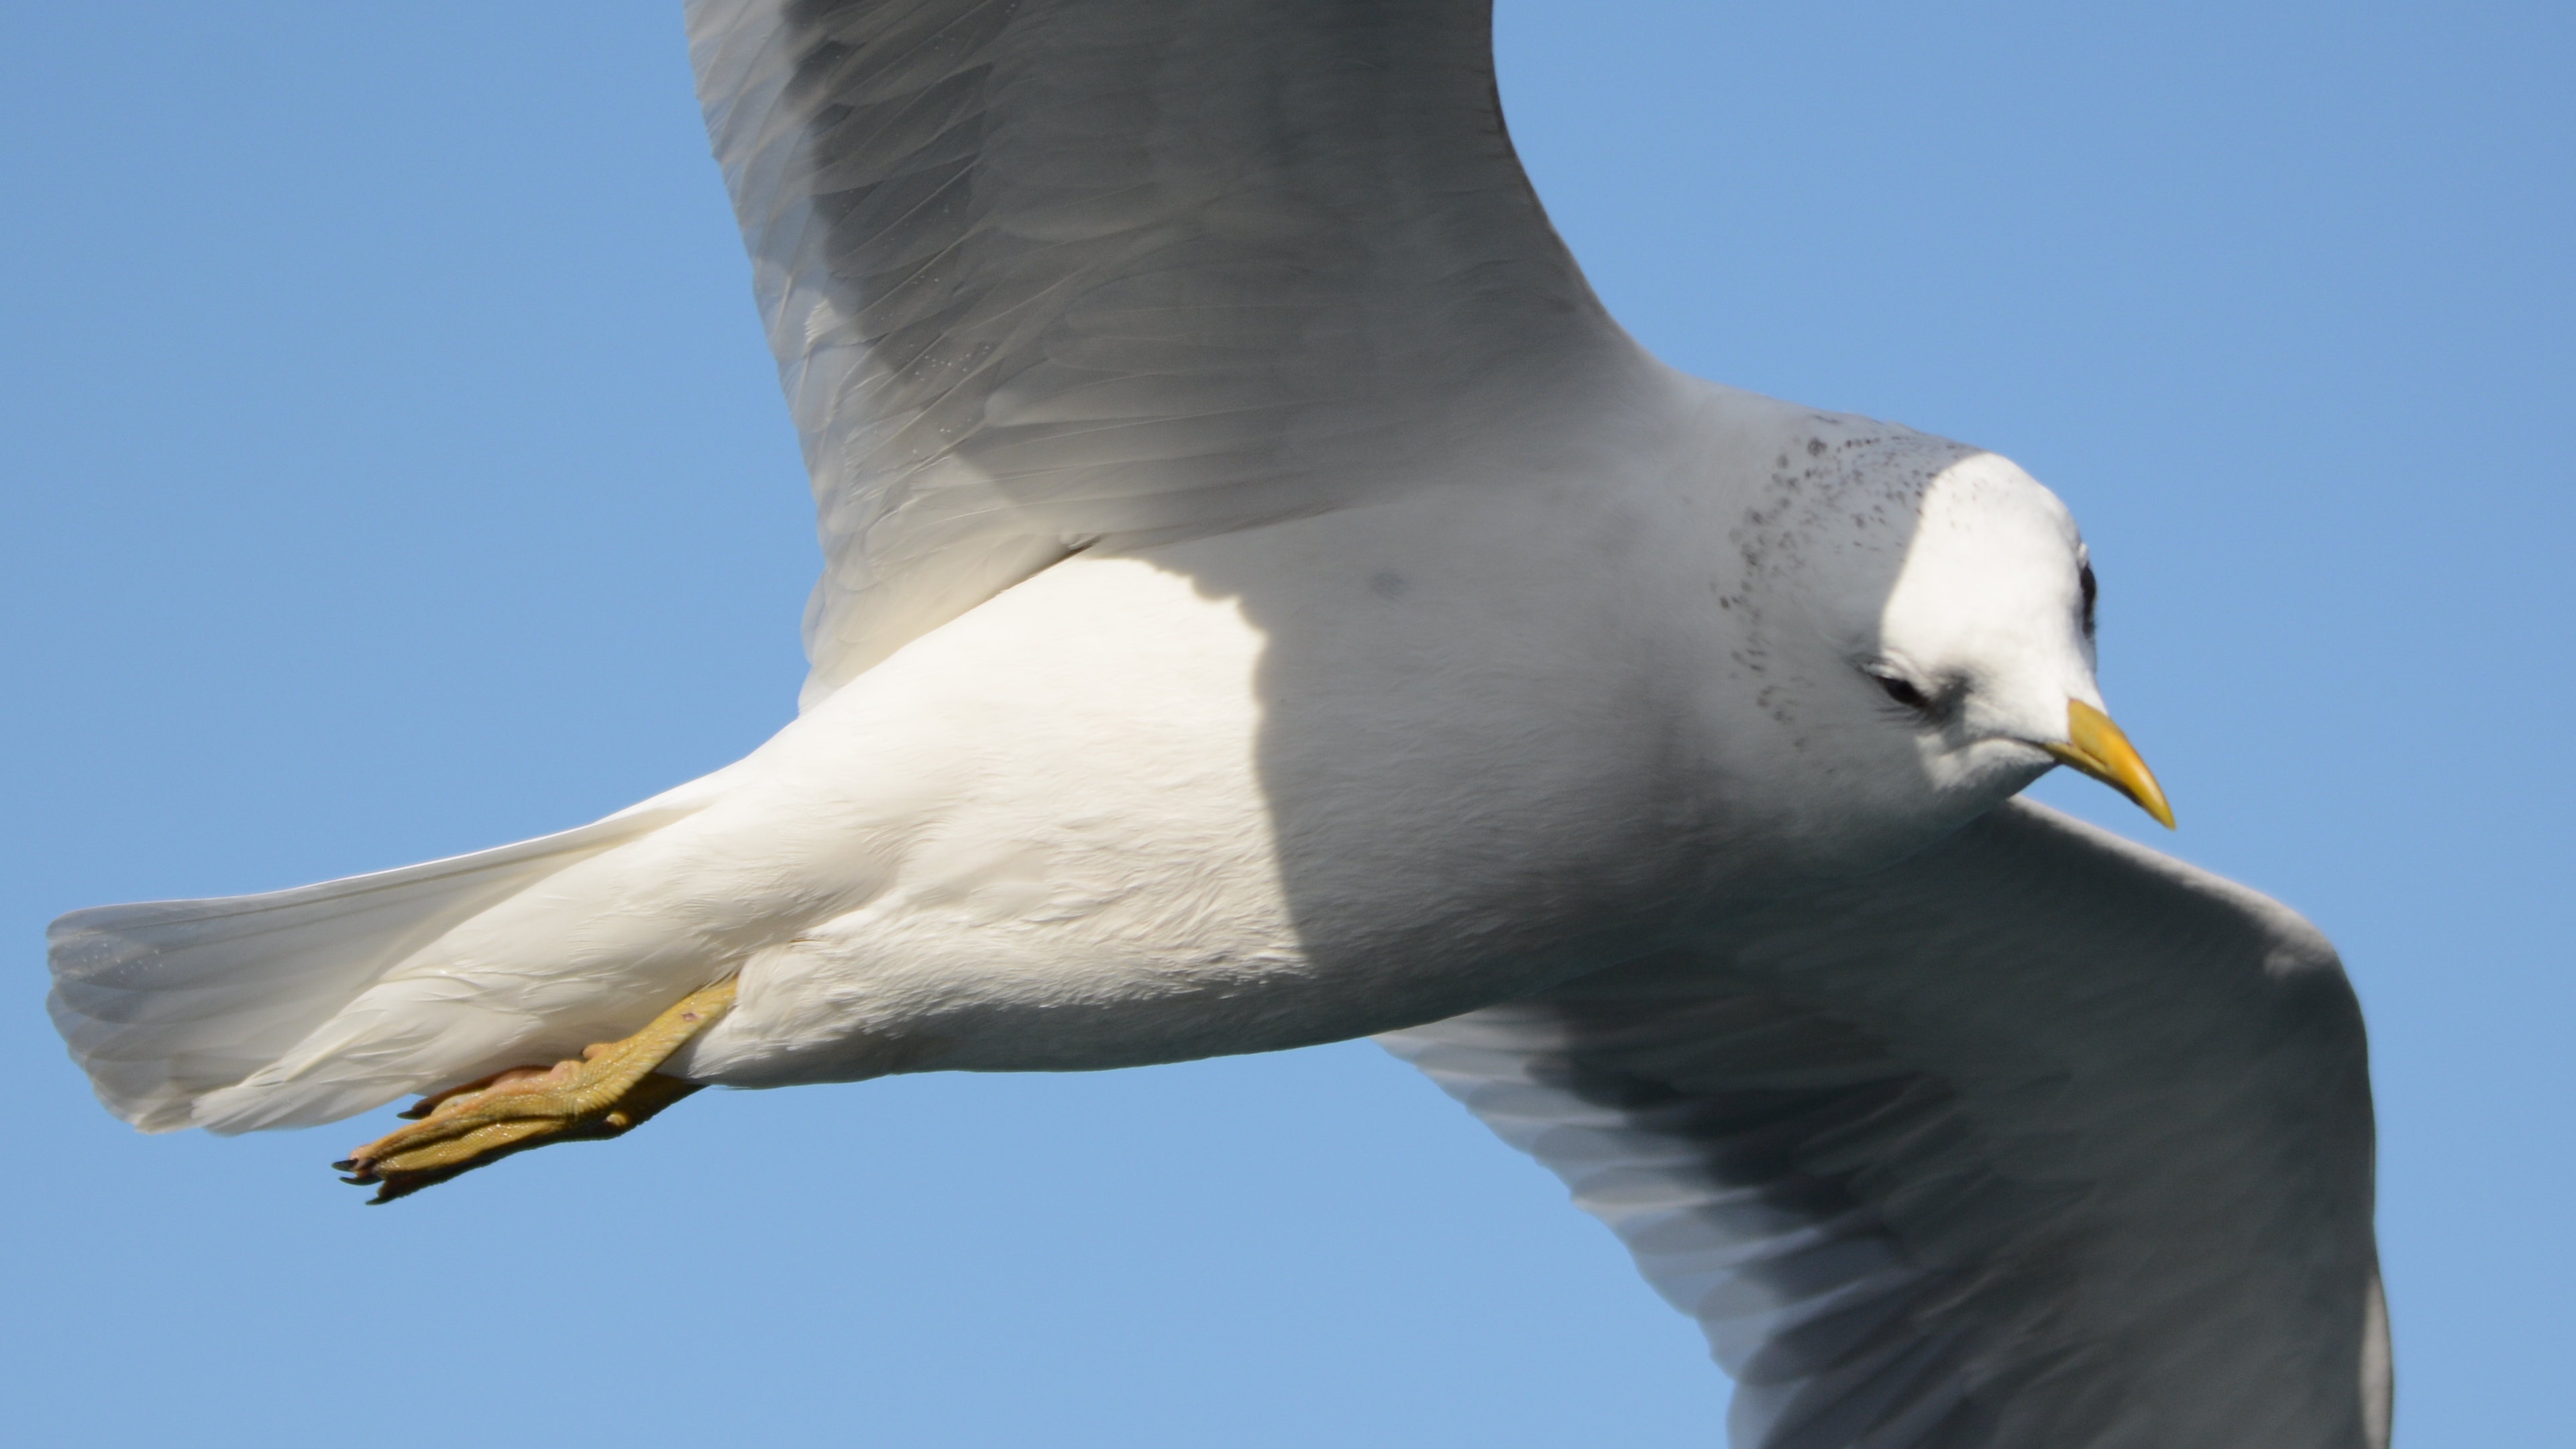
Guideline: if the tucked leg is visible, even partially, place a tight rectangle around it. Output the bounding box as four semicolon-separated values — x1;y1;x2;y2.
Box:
334;978;737;1203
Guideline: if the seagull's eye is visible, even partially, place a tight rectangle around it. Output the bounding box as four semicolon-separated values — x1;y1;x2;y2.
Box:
2079;561;2098;639
1872;672;1933;713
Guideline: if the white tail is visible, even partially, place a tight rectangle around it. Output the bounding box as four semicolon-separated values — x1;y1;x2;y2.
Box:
48;806;698;1133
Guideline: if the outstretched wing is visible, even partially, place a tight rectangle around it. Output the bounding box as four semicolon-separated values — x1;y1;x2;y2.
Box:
1383;799;2389;1449
687;0;1630;708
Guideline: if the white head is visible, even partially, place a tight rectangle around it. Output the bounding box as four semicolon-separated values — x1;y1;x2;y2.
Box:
1862;451;2167;816
1684;415;2169;878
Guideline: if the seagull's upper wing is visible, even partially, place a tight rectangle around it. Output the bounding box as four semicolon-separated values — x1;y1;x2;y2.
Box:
1383;799;2388;1449
686;0;1628;707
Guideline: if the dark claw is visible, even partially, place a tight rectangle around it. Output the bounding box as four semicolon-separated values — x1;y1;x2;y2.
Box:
330;1159;359;1173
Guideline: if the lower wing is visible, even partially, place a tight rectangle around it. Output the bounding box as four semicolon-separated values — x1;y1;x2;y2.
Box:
1383;798;2388;1449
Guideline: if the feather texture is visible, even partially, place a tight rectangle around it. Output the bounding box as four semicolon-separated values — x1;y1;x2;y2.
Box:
48;805;699;1132
686;0;1629;707
1383;800;2390;1449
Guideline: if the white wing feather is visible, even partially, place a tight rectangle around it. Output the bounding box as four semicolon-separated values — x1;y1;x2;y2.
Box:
686;0;1630;707
1383;800;2390;1449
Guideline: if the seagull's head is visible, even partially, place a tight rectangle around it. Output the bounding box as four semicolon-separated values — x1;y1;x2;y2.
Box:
1691;423;2171;873
1854;451;2172;830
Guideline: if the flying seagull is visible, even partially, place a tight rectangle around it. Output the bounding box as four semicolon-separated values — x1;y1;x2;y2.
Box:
47;3;2386;1445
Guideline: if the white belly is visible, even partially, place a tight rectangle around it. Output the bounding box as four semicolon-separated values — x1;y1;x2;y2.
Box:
663;487;1704;1087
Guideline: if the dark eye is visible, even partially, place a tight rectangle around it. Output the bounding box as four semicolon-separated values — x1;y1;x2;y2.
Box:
1874;673;1932;712
2079;561;2098;639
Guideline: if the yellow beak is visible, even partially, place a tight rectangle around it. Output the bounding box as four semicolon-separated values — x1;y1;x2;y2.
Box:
2041;700;2176;829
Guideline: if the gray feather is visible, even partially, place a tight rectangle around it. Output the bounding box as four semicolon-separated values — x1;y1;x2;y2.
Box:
1384;799;2389;1448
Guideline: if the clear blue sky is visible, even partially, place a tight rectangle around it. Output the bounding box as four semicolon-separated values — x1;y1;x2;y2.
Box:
3;3;2565;1444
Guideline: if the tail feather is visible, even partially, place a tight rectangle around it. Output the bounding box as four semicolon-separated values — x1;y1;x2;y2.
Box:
48;805;699;1132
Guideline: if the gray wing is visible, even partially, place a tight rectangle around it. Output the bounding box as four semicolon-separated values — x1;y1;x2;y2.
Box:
686;0;1629;708
1382;799;2390;1449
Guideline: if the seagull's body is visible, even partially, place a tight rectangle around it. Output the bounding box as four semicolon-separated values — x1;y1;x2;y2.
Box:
46;2;2387;1444
154;378;2021;1124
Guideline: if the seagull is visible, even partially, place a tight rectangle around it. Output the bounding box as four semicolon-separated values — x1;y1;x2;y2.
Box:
47;2;2386;1445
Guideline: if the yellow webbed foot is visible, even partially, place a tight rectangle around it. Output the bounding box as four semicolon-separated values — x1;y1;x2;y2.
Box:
334;978;737;1203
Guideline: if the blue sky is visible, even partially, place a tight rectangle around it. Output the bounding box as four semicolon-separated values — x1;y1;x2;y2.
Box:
3;3;2567;1444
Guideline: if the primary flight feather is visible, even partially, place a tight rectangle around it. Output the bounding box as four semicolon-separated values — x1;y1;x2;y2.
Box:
46;3;2385;1445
